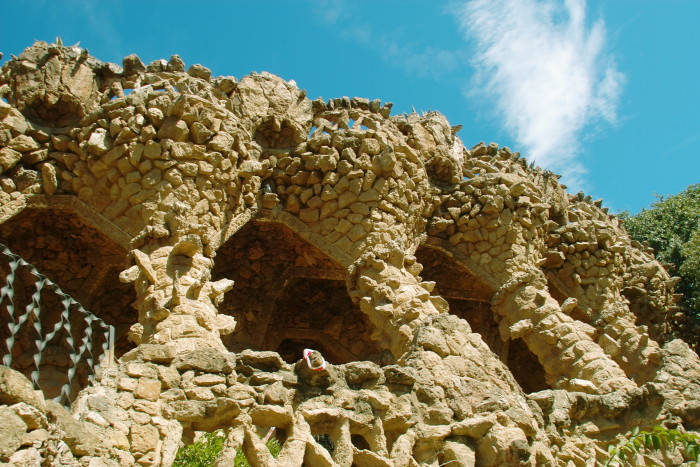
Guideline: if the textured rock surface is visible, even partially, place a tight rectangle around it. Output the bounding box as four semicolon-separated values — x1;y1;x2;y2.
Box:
0;42;699;466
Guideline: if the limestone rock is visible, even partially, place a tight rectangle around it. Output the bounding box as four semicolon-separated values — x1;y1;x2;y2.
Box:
0;43;698;467
0;406;26;460
45;400;110;456
0;147;22;173
175;349;236;373
0;366;44;410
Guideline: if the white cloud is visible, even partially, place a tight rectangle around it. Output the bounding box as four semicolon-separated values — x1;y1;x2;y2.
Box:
452;0;623;187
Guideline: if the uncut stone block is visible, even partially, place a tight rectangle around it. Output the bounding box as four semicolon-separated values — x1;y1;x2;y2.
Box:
129;424;159;454
157;117;190;142
166;400;207;422
175;350;236;373
136;378;161;402
299;207;320;223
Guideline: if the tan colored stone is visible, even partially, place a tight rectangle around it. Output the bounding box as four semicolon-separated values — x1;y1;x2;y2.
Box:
185;387;215;401
1;44;698;467
0;407;27;459
136;378;161;402
299;207;319;223
8;134;41;152
0;367;44;410
129;424;159;453
193;374;226;386
157;117;190;142
0;147;22;173
8;447;42;466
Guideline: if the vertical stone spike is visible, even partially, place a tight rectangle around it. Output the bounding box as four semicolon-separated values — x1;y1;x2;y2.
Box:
330;419;353;466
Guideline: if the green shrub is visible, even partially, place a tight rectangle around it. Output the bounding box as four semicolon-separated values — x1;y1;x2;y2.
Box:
173;431;281;467
173;431;226;467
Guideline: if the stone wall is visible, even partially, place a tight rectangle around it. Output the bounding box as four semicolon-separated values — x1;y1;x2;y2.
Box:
0;42;699;466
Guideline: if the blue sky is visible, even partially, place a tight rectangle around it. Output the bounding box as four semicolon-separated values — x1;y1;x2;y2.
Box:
1;0;698;214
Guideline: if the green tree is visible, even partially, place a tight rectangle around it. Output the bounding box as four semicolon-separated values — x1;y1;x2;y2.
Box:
680;227;700;314
619;184;700;320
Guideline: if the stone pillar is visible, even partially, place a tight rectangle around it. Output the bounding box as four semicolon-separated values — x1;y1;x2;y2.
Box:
119;203;236;353
492;268;636;394
596;306;661;384
346;244;545;465
347;244;443;359
544;207;666;385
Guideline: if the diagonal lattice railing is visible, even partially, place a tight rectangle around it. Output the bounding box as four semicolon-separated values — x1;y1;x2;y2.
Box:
0;242;114;406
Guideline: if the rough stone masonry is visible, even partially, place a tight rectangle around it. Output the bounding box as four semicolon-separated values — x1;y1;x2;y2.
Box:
0;42;699;466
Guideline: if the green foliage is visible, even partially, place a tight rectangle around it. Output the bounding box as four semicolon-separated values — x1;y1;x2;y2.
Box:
173;431;226;467
680;227;700;314
232;438;281;467
619;184;700;319
604;425;700;466
173;431;281;467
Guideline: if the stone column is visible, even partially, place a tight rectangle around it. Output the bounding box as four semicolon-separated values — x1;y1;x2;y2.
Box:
346;243;546;465
543;204;667;385
492;268;636;394
119;202;236;353
347;244;443;359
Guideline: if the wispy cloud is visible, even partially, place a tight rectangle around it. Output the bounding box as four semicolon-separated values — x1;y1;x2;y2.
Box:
452;0;623;187
310;0;345;25
307;2;464;82
342;25;465;81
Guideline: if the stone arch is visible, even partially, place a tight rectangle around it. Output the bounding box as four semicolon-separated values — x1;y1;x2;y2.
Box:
261;276;388;364
254;116;307;150
211;219;389;365
0;202;136;400
415;244;550;393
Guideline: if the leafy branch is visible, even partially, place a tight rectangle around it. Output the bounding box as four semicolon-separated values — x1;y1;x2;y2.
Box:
604;425;700;466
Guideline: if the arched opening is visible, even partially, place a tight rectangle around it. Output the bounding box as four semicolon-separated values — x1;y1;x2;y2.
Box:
254;117;306;150
212;220;390;365
415;246;498;347
0;208;136;400
505;338;549;393
416;245;549;393
263;277;386;364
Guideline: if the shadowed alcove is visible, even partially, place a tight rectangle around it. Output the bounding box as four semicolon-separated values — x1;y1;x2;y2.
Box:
416;245;549;393
0;208;136;400
212;220;390;365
